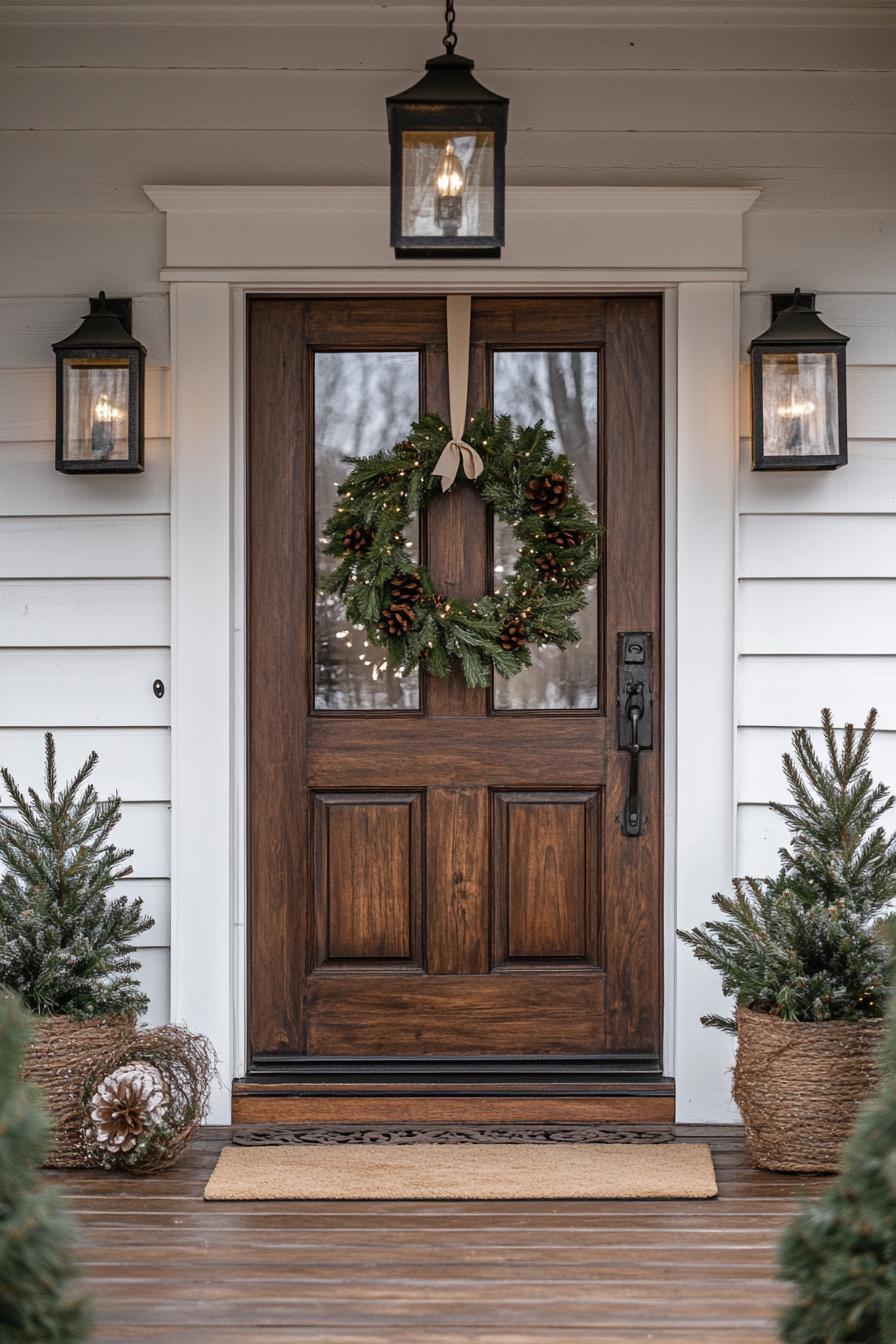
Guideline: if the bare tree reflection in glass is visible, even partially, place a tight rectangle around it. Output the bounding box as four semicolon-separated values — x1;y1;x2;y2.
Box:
493;351;599;710
314;351;420;710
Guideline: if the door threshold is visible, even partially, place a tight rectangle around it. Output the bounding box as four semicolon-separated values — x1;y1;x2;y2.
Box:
232;1069;675;1125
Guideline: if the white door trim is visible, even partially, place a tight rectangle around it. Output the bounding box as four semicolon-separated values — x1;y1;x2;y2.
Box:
149;185;756;1123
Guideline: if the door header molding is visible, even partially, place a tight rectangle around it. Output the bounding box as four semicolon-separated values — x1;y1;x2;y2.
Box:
144;185;759;281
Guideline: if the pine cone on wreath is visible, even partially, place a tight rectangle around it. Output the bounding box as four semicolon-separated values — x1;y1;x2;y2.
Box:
534;552;561;579
343;525;373;554
499;617;528;652
546;527;583;550
389;573;425;605
378;602;416;636
525;474;568;518
89;1062;168;1156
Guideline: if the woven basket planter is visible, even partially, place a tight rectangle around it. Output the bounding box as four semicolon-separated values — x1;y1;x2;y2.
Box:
22;1014;137;1168
733;1005;885;1172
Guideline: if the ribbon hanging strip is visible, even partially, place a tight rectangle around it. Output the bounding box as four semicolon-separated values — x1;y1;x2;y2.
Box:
431;294;484;492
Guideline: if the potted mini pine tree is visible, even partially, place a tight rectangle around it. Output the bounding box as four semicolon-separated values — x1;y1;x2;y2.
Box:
679;709;895;1172
0;733;152;1166
0;990;92;1341
777;920;896;1343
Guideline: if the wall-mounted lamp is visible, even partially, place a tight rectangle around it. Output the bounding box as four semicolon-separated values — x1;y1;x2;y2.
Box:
386;1;508;259
53;292;145;474
749;289;849;471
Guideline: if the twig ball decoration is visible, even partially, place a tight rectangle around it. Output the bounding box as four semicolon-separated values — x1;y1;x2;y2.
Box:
83;1024;216;1175
321;412;601;688
89;1062;168;1155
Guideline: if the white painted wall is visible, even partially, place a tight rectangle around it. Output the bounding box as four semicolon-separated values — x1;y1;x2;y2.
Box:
0;1;894;1114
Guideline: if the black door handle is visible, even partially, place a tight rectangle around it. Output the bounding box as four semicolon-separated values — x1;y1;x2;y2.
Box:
617;633;653;838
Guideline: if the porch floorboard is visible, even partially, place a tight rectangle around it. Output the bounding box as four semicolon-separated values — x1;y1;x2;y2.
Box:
48;1124;825;1342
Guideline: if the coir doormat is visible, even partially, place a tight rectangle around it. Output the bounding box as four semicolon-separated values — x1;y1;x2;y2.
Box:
204;1141;717;1201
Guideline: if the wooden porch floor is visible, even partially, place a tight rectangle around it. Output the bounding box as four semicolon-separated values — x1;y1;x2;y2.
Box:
49;1124;825;1342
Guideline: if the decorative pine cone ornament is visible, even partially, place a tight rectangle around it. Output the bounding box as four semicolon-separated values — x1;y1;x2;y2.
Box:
525;473;568;518
534;552;561;579
499;616;528;652
546;527;583;550
378;602;416;636
89;1062;168;1156
389;573;425;605
343;524;373;554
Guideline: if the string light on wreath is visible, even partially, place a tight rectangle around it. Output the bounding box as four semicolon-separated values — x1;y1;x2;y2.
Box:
321;411;601;689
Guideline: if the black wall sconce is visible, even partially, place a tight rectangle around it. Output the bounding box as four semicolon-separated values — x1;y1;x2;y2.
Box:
53;292;146;474
749;289;849;471
386;1;508;258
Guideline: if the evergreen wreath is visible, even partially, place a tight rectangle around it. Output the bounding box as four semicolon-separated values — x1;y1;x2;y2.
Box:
322;411;601;688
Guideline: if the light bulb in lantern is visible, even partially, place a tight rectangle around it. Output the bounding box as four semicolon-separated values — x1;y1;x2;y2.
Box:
90;392;124;459
777;394;817;419
434;141;464;235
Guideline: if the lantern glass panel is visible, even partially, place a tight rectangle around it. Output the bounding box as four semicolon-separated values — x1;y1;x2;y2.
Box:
401;131;494;240
760;351;839;459
62;357;130;463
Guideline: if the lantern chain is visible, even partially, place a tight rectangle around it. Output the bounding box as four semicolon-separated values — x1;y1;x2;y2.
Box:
443;0;457;52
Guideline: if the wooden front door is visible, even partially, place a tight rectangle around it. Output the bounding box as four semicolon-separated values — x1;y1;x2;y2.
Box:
243;295;665;1122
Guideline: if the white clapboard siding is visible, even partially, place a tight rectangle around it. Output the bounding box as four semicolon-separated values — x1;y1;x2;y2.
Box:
118;880;171;947
0;214;166;297
737;803;791;876
5;130;893;216
5;20;895;74
0;649;170;727
0;367;169;442
744;213;896;294
0;729;170;801
103;802;170;879
738;726;896;803
740;293;896;364
739;656;896;730
136;947;170;1027
0;578;170;647
0;516;170;578
738;441;896;514
738;363;896;440
0;295;170;368
739;515;896;579
0;800;170;876
0;440;170;516
739;580;896;655
3;69;892;134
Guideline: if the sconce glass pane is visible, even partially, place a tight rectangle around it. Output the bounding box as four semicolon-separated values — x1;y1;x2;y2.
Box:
62;358;130;462
314;350;420;712
760;351;838;458
401;131;494;239
492;349;600;711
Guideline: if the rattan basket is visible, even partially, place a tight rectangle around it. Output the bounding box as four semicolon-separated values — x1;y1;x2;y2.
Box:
733;1005;885;1172
22;1014;137;1168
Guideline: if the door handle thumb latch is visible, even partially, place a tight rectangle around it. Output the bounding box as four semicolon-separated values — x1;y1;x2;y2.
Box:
617;633;653;837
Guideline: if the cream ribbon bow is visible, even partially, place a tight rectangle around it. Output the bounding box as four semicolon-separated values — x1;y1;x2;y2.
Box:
432;294;484;492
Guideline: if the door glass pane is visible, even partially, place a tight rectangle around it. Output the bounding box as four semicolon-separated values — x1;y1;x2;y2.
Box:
314;351;420;710
492;350;599;710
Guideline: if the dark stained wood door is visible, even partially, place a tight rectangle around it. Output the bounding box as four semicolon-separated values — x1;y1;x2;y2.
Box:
246;295;663;1108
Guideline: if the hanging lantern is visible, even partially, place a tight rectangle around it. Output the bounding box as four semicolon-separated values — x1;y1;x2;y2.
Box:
386;2;508;259
53;292;145;474
749;290;849;471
